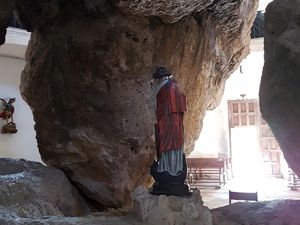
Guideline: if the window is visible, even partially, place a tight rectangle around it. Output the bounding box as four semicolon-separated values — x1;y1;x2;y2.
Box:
233;116;239;126
233;103;239;113
241;115;247;126
241;103;246;113
249;115;256;125
248;102;255;112
228;99;258;128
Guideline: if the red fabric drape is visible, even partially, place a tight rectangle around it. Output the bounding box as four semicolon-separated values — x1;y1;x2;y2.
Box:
156;80;186;155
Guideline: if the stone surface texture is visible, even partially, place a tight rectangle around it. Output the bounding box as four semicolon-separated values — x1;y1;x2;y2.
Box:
0;213;139;225
212;200;300;225
0;158;89;219
113;0;214;23
260;0;300;177
0;187;212;225
0;0;258;208
132;186;212;225
1;197;300;225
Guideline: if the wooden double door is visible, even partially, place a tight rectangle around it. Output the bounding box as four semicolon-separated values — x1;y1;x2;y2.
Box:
228;99;282;177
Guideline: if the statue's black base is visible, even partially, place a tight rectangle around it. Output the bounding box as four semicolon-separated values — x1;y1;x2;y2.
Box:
150;182;190;196
149;154;191;197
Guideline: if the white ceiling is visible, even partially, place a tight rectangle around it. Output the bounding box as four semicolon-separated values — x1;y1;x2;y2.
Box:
0;27;30;59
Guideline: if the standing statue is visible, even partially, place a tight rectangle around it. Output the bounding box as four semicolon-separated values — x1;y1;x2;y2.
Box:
0;98;17;133
150;67;190;196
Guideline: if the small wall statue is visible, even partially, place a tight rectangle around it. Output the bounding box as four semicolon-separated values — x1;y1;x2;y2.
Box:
0;98;17;134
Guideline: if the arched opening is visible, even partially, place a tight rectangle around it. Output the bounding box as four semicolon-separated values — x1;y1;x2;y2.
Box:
188;1;300;208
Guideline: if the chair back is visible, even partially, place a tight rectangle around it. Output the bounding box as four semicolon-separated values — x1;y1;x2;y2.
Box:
229;190;258;204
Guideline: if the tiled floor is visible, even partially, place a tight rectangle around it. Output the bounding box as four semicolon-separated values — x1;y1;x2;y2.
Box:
199;177;300;209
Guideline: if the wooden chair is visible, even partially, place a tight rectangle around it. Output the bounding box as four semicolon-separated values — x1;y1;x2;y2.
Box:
229;190;258;204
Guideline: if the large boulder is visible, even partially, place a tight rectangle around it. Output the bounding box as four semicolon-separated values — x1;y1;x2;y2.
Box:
260;0;300;177
0;0;258;208
212;200;300;225
0;158;89;219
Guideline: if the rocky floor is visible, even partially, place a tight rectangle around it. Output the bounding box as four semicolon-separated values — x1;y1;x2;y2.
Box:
1;159;300;225
212;200;300;225
0;213;139;225
3;200;300;225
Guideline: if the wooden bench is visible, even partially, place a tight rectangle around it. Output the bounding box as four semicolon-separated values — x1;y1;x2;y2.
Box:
187;158;228;189
229;190;258;204
288;169;300;190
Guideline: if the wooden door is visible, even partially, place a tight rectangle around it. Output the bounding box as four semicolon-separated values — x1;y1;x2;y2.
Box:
258;115;282;177
228;99;282;177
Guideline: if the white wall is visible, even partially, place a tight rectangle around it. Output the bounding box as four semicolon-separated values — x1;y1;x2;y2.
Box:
224;39;264;100
190;39;264;158
0;56;41;162
190;100;229;158
258;0;273;11
190;38;290;178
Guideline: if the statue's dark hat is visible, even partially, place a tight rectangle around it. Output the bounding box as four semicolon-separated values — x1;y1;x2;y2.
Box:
153;67;171;79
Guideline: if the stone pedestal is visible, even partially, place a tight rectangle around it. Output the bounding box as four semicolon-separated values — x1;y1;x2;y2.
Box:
132;186;212;225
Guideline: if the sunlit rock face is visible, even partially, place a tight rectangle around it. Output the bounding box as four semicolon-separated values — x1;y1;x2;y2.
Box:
260;0;300;177
0;0;258;208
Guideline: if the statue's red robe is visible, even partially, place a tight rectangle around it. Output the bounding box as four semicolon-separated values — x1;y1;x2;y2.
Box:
156;79;187;156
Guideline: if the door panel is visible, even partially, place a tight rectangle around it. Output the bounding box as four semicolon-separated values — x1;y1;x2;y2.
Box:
228;99;283;177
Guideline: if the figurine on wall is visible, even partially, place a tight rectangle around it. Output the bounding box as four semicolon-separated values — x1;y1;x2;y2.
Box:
0;98;17;133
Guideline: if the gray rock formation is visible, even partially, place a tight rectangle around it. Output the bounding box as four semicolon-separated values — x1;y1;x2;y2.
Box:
133;186;212;225
2;198;300;225
0;213;139;225
260;0;300;177
0;0;258;208
0;158;89;219
0;187;212;225
212;200;300;225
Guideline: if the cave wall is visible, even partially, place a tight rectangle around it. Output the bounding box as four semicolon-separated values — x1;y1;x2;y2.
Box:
260;0;300;177
0;0;258;209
